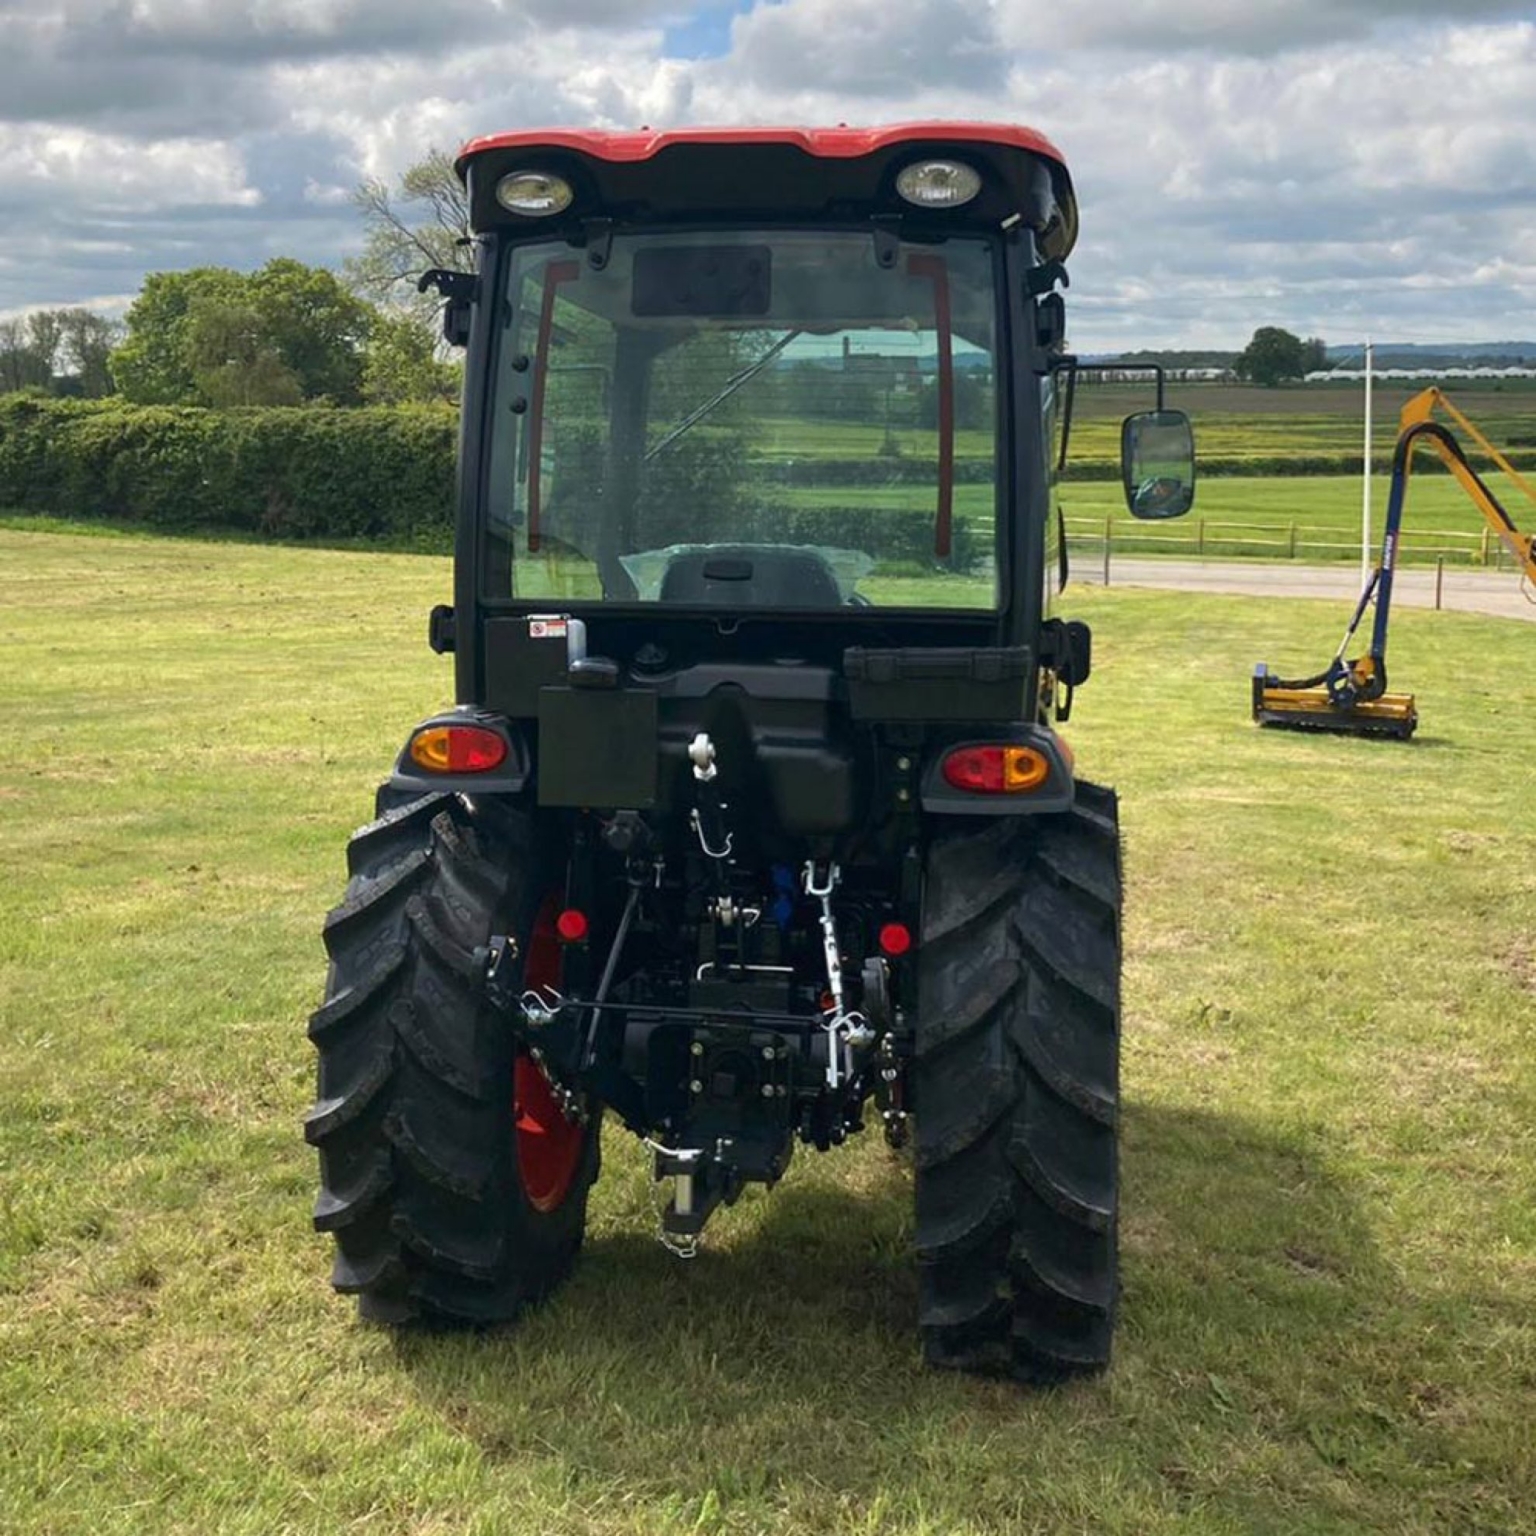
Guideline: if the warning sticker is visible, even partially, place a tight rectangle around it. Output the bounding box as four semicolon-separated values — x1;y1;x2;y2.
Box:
528;616;568;640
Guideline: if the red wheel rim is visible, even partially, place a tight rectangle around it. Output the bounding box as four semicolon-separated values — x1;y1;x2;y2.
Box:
513;895;586;1213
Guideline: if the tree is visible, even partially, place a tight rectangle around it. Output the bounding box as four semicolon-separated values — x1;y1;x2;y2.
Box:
248;258;372;403
58;311;122;397
1235;326;1312;387
0;309;121;397
111;268;246;403
111;261;373;405
347;148;471;312
185;294;304;407
362;311;459;405
0;317;54;393
347;149;472;402
1;312;118;396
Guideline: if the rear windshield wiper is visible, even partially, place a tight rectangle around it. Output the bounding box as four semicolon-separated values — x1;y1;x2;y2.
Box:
644;331;801;463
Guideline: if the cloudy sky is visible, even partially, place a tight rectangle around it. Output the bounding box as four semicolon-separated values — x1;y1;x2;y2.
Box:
2;0;1533;350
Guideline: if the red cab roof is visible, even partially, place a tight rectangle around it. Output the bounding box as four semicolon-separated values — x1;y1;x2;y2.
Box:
455;122;1077;259
457;121;1069;174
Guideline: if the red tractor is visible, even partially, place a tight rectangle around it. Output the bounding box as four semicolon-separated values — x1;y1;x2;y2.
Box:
307;123;1193;1379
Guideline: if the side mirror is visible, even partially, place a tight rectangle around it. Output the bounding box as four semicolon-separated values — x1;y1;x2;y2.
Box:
1121;409;1195;519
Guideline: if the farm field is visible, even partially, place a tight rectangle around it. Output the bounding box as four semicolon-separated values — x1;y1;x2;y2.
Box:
772;472;1536;567
747;381;1536;467
2;525;1533;1535
1065;380;1536;462
1060;471;1536;565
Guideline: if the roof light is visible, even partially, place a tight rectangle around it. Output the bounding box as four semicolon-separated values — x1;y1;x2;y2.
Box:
408;724;508;774
941;745;1051;794
495;170;574;217
895;159;982;209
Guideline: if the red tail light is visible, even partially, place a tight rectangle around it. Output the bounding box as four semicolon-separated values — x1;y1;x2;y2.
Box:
940;744;1050;794
408;724;508;774
878;922;912;957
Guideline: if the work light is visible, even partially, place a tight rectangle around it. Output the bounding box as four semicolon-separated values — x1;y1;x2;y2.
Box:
895;159;981;208
495;170;575;216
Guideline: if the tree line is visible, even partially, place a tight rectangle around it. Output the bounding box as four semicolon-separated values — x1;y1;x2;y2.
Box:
0;151;471;408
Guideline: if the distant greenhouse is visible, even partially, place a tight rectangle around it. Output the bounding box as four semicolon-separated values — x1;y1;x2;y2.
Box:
1308;366;1536;382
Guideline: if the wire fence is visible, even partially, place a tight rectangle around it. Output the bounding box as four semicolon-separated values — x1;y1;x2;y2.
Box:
1063;515;1524;570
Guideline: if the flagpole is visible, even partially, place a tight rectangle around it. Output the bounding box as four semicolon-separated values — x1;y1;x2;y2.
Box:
1361;338;1374;586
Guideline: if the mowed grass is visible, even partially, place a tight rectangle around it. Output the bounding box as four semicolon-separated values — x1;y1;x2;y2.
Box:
2;526;1534;1535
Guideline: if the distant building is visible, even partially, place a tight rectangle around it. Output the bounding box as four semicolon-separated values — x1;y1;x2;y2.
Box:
1307;365;1536;383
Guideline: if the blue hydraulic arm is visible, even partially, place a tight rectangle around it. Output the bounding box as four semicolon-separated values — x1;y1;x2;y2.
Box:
1276;397;1536;712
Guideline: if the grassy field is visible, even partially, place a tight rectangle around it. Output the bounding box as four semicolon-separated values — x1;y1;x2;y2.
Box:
710;383;1536;568
1065;381;1536;462
773;471;1535;568
2;526;1534;1535
746;382;1536;466
1061;472;1536;565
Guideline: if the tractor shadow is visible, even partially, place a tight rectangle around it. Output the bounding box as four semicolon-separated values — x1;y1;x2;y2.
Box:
390;1102;1396;1515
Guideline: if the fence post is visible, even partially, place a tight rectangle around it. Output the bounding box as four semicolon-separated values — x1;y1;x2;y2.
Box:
1435;556;1444;611
1481;526;1491;566
1103;516;1112;587
1288;522;1297;559
1197;518;1205;555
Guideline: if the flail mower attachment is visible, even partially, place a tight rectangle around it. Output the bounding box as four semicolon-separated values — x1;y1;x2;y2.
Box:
1251;661;1417;740
1253;387;1536;743
1252;556;1418;740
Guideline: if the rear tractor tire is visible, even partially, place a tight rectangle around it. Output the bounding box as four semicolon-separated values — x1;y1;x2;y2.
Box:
306;792;598;1325
913;782;1122;1381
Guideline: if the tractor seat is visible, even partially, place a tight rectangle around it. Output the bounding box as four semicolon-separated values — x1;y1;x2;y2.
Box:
658;546;843;608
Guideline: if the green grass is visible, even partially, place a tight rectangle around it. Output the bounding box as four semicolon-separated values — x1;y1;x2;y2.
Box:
749;385;1536;465
2;526;1534;1535
1064;382;1536;463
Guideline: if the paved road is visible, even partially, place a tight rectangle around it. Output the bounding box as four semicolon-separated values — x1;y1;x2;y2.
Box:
1077;557;1536;624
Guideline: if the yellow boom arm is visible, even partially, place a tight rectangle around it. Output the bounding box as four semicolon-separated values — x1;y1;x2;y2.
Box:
1253;386;1535;739
1397;387;1536;585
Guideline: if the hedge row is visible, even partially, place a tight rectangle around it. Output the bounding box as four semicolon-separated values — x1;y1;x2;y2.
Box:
0;397;458;545
9;398;1527;550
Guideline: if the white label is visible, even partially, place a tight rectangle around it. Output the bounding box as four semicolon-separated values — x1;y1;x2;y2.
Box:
528;616;568;639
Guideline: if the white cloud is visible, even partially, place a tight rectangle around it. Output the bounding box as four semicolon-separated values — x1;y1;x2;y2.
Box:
0;125;260;211
727;0;1005;93
997;0;1533;54
0;0;1533;347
